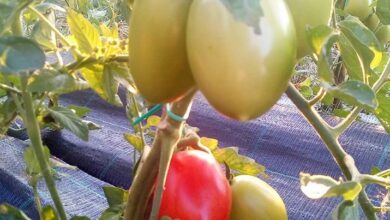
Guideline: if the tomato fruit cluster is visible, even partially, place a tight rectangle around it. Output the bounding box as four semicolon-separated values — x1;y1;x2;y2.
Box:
129;0;299;121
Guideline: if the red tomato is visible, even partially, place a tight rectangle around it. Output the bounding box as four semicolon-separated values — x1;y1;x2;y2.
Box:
157;150;232;220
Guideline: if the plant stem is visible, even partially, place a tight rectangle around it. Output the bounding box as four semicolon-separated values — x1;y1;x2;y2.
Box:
0;83;21;94
65;55;128;73
286;83;377;219
19;72;67;220
28;5;71;47
308;87;326;106
374;207;390;212
123;91;195;220
360;175;390;187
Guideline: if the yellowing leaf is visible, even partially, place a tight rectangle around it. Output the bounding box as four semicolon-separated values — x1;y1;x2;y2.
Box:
200;137;218;151
67;9;101;54
146;115;160;127
124;133;143;152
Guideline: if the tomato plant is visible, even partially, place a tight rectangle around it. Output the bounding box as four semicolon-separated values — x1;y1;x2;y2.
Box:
186;0;296;121
229;175;287;220
284;0;333;59
129;0;195;104
156;150;232;220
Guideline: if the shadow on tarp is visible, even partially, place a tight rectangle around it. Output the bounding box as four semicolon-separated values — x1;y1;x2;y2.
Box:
0;137;109;219
6;88;390;219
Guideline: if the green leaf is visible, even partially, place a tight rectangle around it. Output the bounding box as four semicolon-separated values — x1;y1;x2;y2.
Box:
332;200;359;220
374;84;390;134
103;65;121;106
28;70;89;94
338;18;383;73
333;109;351;118
0;3;13;31
219;0;264;34
300;173;362;200
102;186;128;208
0;37;45;73
24;145;50;175
31;9;56;51
306;25;334;56
213;147;266;176
124;133;143;152
370;166;381;175
67;105;90;118
338;34;364;81
109;63;136;94
0;204;31;220
81;64;122;106
41;206;58;220
377;0;390;25
98;209;122;220
323;80;378;111
67;9;101;54
48;106;89;141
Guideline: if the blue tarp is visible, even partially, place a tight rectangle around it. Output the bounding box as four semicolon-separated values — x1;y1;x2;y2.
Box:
1;89;390;219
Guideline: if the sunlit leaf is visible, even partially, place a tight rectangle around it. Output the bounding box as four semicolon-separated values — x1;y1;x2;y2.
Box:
124;133;143;152
200;137;219;151
146;115;161;128
41;206;57;220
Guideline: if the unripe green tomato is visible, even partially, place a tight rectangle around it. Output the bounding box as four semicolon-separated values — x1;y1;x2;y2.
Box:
375;25;390;46
229;175;288;220
363;13;380;31
129;0;195;104
345;0;373;21
284;0;333;59
187;0;296;121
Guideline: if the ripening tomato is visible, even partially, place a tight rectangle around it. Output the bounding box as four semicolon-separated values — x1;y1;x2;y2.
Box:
364;13;380;31
345;0;373;21
229;175;288;220
186;0;296;121
158;150;232;220
284;0;333;58
129;0;195;104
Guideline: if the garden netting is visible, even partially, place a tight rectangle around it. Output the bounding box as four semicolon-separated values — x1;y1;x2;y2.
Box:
1;89;390;219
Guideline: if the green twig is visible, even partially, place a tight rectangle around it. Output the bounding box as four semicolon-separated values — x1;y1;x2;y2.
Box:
0;83;21;94
19;72;67;220
308;87;326;106
360;175;390;187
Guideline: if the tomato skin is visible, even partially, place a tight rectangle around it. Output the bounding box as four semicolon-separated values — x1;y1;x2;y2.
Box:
186;0;296;121
345;0;373;21
284;0;333;58
158;150;232;220
129;0;195;104
364;13;380;31
375;25;390;46
229;175;288;220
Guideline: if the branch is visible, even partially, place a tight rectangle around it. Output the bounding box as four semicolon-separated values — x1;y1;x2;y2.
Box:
123;90;196;220
360;175;390;188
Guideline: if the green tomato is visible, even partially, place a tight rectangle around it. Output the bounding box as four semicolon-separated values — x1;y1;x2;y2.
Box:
186;0;296;121
284;0;333;59
375;25;390;46
363;13;380;31
345;0;373;21
129;0;195;104
229;175;288;220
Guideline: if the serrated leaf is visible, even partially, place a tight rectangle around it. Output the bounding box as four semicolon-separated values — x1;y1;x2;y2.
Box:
0;37;45;73
28;70;89;94
0;204;31;220
323;80;378;111
200;137;219;151
377;0;390;25
146;115;160;128
67;9;101;54
332;200;359;220
300;173;362;200
374;84;390;134
41;206;57;220
24;145;50;175
124;133;143;152
213;147;265;176
220;0;263;34
48;106;89;141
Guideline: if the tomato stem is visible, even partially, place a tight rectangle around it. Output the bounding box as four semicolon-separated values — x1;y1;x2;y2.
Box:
124;91;195;220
